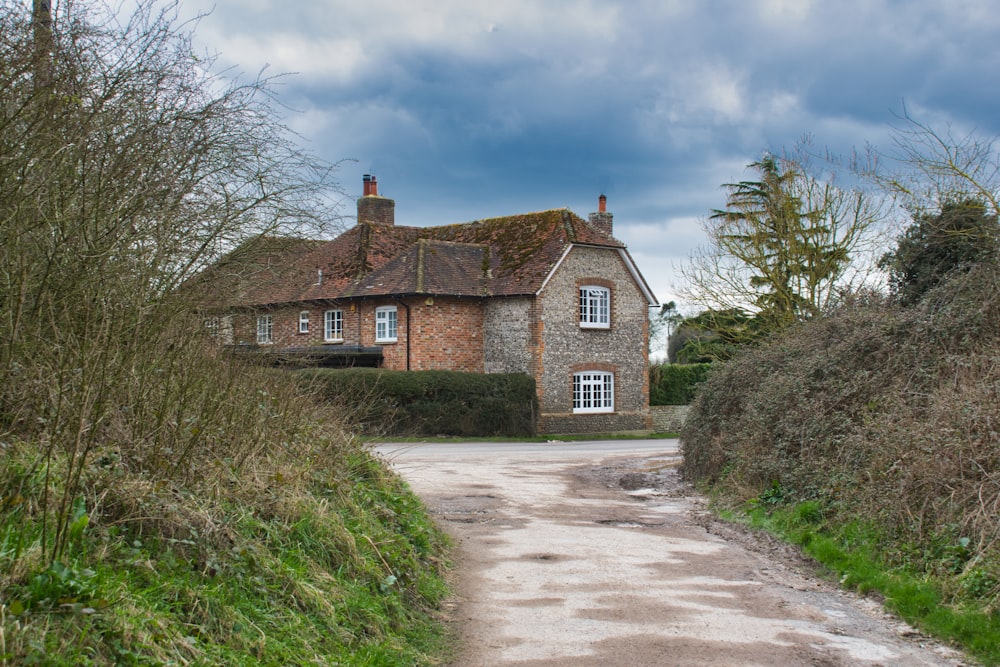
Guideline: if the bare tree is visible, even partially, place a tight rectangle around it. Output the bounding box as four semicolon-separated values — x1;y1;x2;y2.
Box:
0;0;343;561
858;109;1000;219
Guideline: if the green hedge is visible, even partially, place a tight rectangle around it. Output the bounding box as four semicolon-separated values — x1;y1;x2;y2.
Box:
298;368;537;437
649;363;712;405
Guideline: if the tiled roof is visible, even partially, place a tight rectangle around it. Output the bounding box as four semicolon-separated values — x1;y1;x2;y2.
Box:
190;236;325;309
218;208;623;307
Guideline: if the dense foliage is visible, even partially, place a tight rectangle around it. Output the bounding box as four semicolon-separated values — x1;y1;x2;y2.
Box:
667;309;760;363
649;363;712;405
301;369;538;437
682;263;1000;657
880;198;1000;305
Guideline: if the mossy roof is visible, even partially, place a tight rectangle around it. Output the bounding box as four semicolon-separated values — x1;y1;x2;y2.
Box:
220;208;625;307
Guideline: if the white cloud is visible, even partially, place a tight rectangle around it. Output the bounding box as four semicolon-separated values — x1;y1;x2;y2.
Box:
204;32;369;81
756;0;814;22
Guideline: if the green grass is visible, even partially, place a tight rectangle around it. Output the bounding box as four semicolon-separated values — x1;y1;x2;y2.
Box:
0;448;452;666
724;499;1000;666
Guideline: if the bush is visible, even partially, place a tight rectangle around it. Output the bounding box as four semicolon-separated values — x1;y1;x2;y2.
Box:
299;369;538;437
649;363;713;405
682;264;1000;612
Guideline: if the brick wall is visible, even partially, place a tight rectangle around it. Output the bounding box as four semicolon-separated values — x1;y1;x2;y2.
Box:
535;245;650;434
230;304;363;348
232;297;484;373
406;297;484;372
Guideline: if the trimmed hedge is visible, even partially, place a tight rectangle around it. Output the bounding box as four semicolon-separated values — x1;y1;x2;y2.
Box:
649;363;712;405
298;368;537;437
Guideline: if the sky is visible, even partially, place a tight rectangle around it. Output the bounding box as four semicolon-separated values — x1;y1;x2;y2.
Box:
170;0;1000;309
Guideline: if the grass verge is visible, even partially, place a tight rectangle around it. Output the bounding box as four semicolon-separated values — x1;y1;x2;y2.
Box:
718;498;1000;666
0;444;451;666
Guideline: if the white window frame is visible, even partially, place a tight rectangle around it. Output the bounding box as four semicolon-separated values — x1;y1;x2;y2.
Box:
256;314;273;345
573;371;614;413
204;317;219;337
579;285;610;329
324;309;344;342
375;306;398;343
298;310;310;334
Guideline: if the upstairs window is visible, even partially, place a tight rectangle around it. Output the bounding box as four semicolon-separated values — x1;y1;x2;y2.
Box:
375;306;397;343
324;309;343;342
256;314;273;345
299;311;310;333
579;286;610;328
573;371;614;413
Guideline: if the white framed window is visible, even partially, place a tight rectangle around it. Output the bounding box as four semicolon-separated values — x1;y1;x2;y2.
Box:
256;314;272;345
324;309;343;342
375;306;398;342
579;286;610;328
298;310;310;333
573;371;614;413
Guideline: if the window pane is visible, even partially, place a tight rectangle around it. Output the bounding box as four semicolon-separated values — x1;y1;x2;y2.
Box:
257;315;272;344
572;371;613;413
376;307;397;341
324;310;342;340
579;286;609;326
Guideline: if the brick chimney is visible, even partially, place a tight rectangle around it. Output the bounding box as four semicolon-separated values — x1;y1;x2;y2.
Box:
588;194;613;236
357;174;395;225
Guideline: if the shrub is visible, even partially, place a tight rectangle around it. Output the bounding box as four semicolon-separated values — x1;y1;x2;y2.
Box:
682;264;1000;611
649;363;713;405
299;369;537;437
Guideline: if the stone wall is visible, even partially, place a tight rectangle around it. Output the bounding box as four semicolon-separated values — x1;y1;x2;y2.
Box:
483;297;533;374
535;245;650;434
650;405;690;433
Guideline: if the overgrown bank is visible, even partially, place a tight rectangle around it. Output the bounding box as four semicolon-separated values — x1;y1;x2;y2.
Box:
682;264;1000;664
0;364;451;666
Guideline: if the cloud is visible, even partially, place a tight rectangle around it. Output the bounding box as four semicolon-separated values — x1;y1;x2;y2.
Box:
175;0;1000;309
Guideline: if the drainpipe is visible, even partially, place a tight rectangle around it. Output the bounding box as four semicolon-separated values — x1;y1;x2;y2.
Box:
396;300;411;370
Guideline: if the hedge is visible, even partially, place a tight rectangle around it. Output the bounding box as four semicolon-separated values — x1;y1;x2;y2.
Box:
649;363;713;405
297;368;537;437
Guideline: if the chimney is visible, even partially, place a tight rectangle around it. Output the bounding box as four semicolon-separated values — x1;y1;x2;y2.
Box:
357;174;395;226
588;194;613;236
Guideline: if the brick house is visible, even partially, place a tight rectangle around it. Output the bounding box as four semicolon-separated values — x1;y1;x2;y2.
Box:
208;175;658;434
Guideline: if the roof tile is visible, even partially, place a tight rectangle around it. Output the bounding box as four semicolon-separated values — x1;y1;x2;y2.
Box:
216;208;622;307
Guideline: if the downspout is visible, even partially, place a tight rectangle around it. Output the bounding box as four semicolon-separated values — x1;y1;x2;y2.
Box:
396;299;411;370
358;301;364;358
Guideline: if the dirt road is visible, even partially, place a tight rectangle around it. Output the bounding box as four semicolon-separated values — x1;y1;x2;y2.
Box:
377;440;972;667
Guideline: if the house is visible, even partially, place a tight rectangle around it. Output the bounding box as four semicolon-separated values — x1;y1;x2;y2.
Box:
208;175;658;434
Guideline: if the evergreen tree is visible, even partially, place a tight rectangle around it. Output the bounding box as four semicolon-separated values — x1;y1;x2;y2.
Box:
880;198;1000;305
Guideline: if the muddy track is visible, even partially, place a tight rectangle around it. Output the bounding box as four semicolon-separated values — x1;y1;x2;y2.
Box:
379;441;973;667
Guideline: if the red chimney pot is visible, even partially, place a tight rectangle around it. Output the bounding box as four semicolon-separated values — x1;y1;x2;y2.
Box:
598;194;607;212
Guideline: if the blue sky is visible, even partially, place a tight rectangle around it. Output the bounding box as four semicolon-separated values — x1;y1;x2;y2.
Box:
177;0;1000;308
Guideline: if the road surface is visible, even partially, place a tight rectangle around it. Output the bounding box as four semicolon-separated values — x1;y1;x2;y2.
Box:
377;439;971;667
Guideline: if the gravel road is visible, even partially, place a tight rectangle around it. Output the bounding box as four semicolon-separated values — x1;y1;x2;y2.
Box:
377;439;973;667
